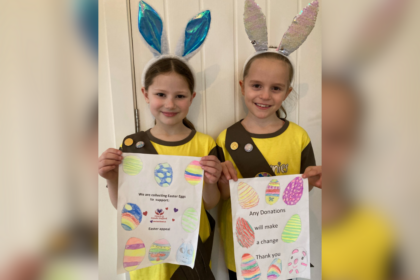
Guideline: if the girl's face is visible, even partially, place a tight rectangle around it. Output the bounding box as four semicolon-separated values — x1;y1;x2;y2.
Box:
142;72;195;127
240;58;292;120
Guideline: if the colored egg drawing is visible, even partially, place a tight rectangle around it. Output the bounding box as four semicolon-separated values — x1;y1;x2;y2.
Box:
265;179;280;205
123;156;143;176
123;237;146;271
288;248;308;275
148;239;171;264
283;176;303;205
255;172;271;177
237;182;259;209
121;203;142;231
176;241;195;265
241;253;261;280
236;217;255;248
181;207;199;233
185;160;203;186
267;258;282;279
154;162;173;187
282;214;302;243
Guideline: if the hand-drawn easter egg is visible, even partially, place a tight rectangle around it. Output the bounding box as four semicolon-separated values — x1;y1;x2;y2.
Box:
256;172;271;177
288;248;308;275
267;258;282;279
265;179;280;205
236;217;255;248
237;182;259;209
123;156;143;175
176;241;195;265
184;160;203;186
121;203;142;231
181;207;199;233
282;214;302;243
282;176;303;205
123;237;146;271
148;239;171;264
241;253;261;280
154;162;173;187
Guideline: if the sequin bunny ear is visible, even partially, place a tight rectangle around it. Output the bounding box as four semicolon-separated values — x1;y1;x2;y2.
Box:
175;10;211;61
277;0;319;56
243;0;268;52
138;0;169;57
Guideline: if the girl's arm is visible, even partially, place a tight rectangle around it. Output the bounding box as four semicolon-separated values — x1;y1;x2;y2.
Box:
98;148;122;209
200;156;222;210
218;161;238;200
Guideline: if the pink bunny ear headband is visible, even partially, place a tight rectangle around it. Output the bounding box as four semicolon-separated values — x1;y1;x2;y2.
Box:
138;1;211;89
243;0;319;73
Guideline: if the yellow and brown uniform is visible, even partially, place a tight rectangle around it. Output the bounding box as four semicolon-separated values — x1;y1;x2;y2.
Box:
120;129;217;280
216;119;315;272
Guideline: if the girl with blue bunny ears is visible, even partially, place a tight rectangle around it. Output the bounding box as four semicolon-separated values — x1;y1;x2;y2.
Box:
98;2;220;279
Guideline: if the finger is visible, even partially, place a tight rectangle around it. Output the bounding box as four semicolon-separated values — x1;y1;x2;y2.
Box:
201;155;219;162
107;148;122;155
100;153;123;161
202;166;218;176
303;168;319;178
226;163;238;181
100;159;122;167
199;160;218;168
221;164;231;180
204;172;217;182
99;165;115;175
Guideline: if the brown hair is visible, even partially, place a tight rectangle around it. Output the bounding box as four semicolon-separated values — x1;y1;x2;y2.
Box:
144;58;196;130
243;52;294;119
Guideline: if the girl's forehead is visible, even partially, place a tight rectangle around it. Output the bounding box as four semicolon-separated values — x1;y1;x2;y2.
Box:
247;58;291;82
151;72;190;88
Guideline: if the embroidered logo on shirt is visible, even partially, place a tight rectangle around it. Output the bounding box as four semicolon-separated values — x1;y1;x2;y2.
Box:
270;162;288;174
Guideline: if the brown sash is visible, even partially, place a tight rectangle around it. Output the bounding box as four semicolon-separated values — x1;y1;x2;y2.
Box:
225;120;276;178
121;131;216;280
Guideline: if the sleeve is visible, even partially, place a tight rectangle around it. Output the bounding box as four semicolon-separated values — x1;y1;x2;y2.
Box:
215;130;227;162
300;130;316;173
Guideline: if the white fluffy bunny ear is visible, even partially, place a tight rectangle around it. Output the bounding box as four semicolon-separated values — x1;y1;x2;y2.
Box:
138;0;169;57
243;0;268;52
277;0;319;56
175;10;211;61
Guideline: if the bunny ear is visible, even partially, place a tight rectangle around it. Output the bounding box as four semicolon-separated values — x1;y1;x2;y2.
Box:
243;0;268;52
138;0;169;57
277;0;319;56
175;10;211;61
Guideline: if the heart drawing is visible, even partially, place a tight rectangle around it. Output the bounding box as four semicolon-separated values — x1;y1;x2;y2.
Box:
143;211;148;216
174;208;178;213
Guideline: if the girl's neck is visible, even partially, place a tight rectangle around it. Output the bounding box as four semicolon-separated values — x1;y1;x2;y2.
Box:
150;120;192;142
242;112;284;134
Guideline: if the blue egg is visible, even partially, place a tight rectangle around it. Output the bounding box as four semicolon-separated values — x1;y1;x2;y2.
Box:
176;241;195;265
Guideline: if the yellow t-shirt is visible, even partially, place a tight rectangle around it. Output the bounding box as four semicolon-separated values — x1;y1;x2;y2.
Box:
216;120;315;272
121;129;217;280
323;206;396;280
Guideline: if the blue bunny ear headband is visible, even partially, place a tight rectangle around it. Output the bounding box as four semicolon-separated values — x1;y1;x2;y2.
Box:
138;1;211;88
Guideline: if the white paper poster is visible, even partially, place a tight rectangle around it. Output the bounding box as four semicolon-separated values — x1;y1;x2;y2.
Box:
117;153;204;274
229;174;310;280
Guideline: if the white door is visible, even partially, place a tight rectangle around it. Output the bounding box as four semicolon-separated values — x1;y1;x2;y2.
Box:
100;0;322;279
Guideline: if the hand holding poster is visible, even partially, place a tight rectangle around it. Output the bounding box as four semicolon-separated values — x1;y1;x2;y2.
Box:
117;153;204;274
230;175;310;280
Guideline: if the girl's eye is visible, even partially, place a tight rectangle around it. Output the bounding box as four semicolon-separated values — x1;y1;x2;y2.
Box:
273;86;282;91
176;95;186;99
252;84;261;89
156;93;165;97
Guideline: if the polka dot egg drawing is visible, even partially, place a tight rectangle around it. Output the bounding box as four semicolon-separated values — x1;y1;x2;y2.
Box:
288;248;308;276
154;162;173;187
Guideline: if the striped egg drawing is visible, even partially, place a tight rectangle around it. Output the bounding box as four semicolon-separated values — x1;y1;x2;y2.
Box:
241;253;261;280
237;182;259;209
121;203;142;231
154;162;173;187
283;176;304;205
282;214;302;243
181;207;199;233
267;258;282;279
184;160;203;186
236;217;255;248
123;155;143;176
123;237;146;271
265;179;280;205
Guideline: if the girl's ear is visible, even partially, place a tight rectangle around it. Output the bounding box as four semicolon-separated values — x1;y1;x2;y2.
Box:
190;92;197;104
285;86;293;100
239;80;245;96
142;87;149;103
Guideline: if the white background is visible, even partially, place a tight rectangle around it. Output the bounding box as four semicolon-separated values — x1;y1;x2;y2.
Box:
99;0;322;279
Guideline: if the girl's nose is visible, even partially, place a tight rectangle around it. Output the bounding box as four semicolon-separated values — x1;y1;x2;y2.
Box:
165;99;176;109
260;89;270;100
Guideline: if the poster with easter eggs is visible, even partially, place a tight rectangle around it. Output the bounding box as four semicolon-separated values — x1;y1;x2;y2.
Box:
117;153;204;274
230;175;311;280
